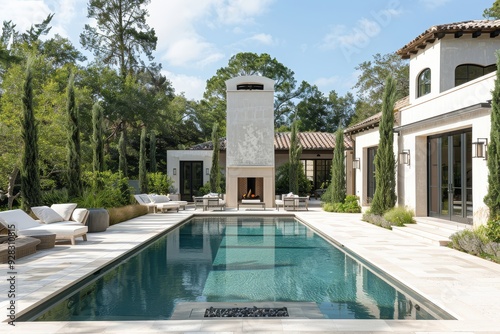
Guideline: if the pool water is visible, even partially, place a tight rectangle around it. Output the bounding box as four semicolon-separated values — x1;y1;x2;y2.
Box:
34;217;442;321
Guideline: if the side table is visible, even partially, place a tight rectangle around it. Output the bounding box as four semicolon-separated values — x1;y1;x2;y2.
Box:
87;208;110;233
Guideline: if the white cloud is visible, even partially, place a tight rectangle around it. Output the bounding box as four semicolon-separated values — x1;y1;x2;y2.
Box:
0;1;52;33
148;0;274;69
215;0;274;25
314;76;340;88
248;33;274;45
418;0;451;10
163;70;206;101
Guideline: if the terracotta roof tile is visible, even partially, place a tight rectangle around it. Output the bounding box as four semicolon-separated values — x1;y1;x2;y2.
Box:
190;132;352;150
344;96;408;134
397;20;500;58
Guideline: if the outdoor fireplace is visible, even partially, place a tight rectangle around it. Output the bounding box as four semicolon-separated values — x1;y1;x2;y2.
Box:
225;76;275;208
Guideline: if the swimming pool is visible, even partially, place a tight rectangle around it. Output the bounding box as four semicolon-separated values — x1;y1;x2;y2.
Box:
28;216;451;321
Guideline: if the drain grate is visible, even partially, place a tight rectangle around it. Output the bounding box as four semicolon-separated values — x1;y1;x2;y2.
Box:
204;306;289;318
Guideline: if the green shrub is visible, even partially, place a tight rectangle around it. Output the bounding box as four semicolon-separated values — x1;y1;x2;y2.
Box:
362;211;393;229
486;220;500;242
322;195;361;213
343;195;362;213
80;171;132;208
449;228;488;256
275;162;312;196
383;206;415;226
147;172;174;195
41;188;69;205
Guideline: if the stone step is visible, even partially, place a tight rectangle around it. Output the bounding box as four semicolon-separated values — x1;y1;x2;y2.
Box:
414;217;470;232
392;217;471;246
392;224;453;246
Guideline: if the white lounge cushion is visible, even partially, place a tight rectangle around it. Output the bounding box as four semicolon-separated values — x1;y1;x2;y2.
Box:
0;209;40;230
18;224;88;238
51;203;77;221
31;206;65;224
149;194;170;203
71;208;89;225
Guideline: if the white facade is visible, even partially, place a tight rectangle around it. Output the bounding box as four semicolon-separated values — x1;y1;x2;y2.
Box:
166;150;212;193
350;29;499;225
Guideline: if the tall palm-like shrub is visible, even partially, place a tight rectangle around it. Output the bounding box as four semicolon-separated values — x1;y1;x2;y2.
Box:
118;131;128;177
485;50;500;241
92;102;105;173
330;126;346;204
20;57;42;210
289;120;302;194
210;122;221;193
149;131;157;173
139;127;148;193
370;75;397;215
66;71;83;198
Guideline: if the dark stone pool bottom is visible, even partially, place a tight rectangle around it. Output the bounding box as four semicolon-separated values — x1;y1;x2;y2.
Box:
205;306;289;318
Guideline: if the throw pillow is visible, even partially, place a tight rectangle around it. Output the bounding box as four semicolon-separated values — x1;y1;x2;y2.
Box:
149;194;170;203
51;203;78;221
31;206;64;224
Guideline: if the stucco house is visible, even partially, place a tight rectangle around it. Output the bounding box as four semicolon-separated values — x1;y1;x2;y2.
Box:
346;20;500;226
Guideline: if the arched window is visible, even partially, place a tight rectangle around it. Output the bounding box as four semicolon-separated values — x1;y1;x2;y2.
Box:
417;68;431;97
455;64;497;87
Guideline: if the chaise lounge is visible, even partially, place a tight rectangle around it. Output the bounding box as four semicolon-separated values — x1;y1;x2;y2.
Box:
134;194;181;213
0;209;88;245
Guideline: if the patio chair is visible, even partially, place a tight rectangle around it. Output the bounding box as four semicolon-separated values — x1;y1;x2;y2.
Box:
0;209;88;245
202;193;226;211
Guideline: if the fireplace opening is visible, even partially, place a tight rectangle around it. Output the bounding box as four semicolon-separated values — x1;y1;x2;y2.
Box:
238;177;264;201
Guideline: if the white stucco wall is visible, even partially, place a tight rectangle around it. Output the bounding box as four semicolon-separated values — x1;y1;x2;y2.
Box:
409;35;500;104
225;76;275;167
166;150;213;192
352;128;386;208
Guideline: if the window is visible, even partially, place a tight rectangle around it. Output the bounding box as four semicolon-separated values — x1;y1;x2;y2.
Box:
455;64;497;87
366;147;377;204
417;68;431;97
237;84;264;90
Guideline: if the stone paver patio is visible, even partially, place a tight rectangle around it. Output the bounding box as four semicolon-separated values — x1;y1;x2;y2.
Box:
1;205;500;333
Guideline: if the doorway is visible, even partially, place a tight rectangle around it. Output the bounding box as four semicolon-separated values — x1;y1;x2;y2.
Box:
428;130;472;224
180;161;203;201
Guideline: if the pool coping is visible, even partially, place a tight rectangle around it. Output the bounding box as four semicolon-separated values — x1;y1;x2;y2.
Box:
1;208;500;333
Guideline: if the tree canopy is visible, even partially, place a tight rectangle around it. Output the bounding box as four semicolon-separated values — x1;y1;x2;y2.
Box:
80;0;157;79
203;52;308;134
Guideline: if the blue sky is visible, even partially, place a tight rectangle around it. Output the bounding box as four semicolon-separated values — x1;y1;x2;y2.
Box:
0;0;494;101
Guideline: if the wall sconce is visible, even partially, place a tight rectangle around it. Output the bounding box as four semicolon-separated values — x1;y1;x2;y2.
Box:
352;158;360;169
206;168;210;175
172;168;176;175
472;138;488;160
399;149;410;166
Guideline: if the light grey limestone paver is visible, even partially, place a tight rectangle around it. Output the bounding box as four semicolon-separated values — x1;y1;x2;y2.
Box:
1;208;500;333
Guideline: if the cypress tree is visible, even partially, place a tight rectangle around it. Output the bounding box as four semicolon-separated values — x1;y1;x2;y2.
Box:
149;131;157;173
118;130;128;177
66;71;83;198
370;75;397;215
209;122;221;193
330;126;346;204
92;102;105;173
20;57;42;210
485;50;500;221
289;120;302;194
139;127;148;193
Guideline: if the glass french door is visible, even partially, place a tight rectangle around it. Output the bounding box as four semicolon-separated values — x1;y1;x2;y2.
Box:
428;130;472;224
180;161;203;201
